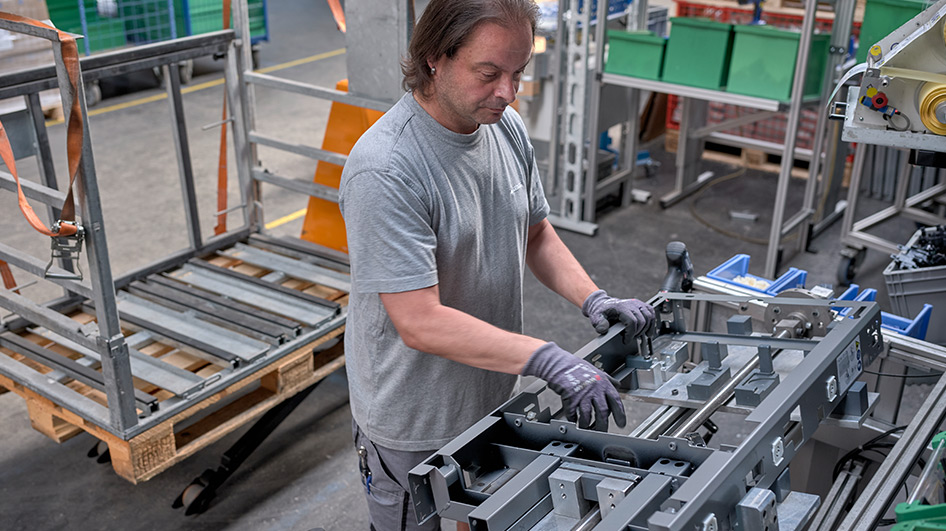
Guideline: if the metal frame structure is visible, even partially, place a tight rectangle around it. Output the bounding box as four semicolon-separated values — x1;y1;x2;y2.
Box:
0;2;352;441
595;0;858;278
408;289;915;529
829;0;946;279
544;0;651;235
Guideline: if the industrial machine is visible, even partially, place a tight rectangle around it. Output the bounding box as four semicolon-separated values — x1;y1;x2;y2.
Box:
834;0;946;280
409;245;946;530
409;283;890;529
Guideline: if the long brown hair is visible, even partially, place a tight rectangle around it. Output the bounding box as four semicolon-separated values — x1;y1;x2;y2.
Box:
402;0;538;98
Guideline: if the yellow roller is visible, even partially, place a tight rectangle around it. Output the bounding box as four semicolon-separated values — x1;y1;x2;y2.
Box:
919;82;946;135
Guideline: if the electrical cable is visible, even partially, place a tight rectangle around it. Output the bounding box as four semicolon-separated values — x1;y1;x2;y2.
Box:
863;369;944;379
688;166;800;245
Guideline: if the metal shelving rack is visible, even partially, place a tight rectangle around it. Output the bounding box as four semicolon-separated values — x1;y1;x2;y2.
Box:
575;0;857;278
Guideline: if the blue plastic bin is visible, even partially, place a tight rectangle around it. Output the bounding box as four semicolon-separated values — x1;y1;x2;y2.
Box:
707;255;807;295
836;284;933;341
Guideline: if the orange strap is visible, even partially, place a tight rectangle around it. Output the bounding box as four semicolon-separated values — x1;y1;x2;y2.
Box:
0;260;16;291
0;12;81;239
327;0;346;33
214;0;232;235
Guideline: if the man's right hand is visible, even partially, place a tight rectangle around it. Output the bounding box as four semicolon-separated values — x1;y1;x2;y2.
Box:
521;342;626;430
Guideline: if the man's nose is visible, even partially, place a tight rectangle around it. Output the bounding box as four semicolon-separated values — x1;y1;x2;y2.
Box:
496;75;517;104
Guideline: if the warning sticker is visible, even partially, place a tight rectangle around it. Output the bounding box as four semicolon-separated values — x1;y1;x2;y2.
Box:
836;338;863;391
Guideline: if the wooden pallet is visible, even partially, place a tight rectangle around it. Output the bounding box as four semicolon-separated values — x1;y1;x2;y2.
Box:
0;326;344;483
0;238;349;483
664;129;811;180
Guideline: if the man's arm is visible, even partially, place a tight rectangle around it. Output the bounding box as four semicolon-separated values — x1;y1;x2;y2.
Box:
525;219;599;307
379;285;544;374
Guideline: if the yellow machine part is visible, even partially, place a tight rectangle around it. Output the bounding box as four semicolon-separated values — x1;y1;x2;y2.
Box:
300;79;384;253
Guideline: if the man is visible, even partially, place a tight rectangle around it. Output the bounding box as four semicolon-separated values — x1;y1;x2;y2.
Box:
338;0;656;529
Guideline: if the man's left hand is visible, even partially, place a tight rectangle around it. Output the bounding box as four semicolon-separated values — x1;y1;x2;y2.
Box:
582;289;656;336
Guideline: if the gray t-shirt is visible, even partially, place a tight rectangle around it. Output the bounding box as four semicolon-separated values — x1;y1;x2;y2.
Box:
339;92;550;451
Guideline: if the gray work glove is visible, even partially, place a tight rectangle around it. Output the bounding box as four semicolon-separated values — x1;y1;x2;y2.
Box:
582;289;656;336
522;342;626;430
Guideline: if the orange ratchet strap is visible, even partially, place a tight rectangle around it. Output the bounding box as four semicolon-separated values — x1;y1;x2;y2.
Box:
0;12;85;285
327;0;346;33
214;0;232;235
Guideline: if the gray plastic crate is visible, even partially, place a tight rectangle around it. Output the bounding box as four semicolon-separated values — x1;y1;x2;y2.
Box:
884;227;946;345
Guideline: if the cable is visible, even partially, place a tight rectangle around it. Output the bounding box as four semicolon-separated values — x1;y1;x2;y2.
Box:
833;425;907;480
688;168;769;245
687;166;799;245
863;369;944;379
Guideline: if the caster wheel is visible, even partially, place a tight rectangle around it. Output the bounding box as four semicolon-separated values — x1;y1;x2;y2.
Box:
178;60;194;85
87;440;110;463
837;248;867;286
181;483;205;512
838;256;857;285
84;81;102;107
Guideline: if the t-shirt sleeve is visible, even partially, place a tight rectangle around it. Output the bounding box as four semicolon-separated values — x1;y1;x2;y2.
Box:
528;158;550;226
340;170;439;294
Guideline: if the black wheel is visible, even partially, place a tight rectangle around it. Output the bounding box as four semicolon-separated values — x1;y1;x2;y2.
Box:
837;256;857;285
837;248;866;286
87;440;110;463
181;483;205;512
84;81;102;107
178;60;194;85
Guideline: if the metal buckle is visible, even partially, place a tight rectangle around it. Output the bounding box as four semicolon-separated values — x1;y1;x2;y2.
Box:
44;221;85;281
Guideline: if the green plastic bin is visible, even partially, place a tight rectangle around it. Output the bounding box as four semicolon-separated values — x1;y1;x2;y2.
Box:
727;25;831;101
857;0;927;62
605;30;666;80
662;17;734;90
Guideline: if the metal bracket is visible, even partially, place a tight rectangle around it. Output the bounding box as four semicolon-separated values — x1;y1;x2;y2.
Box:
44;221;85;281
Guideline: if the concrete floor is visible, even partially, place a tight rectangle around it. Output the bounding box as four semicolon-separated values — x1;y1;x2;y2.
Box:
0;0;928;529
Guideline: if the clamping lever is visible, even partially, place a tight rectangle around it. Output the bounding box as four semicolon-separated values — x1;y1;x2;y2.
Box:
44;221;85;281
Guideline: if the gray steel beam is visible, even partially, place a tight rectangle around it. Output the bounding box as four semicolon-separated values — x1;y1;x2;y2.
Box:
248;131;348;166
34;326;206;398
0;348;112;427
244;71;392;112
836;371;946;530
0;31;234;99
0;169;68;207
0;241;94;298
764;0;820;279
467;455;561;530
127;279;292;341
168;265;336;326
218;243;350;292
163;63;202;251
0;333;157;412
114;292;270;364
187;259;340;310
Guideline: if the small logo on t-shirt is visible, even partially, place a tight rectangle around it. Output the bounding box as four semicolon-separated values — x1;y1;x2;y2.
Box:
511;183;523;194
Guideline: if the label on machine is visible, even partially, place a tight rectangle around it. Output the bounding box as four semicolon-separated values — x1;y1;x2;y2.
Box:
836;338;863;391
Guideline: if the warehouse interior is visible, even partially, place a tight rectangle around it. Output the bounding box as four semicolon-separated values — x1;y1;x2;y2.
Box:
0;0;945;529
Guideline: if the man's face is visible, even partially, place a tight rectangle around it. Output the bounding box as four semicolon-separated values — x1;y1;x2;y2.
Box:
426;21;533;134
